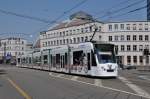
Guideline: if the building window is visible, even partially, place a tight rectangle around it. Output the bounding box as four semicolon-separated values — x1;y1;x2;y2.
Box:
114;24;118;30
57;40;59;45
133;56;137;63
109;36;112;41
48;41;50;46
139;56;143;64
120;24;124;30
70;39;72;44
60;32;62;36
66;39;69;44
99;26;101;31
127;45;131;51
70;30;72;35
99;35;101;40
73;38;76;43
121;45;124;51
63;31;65;36
126;24;130;30
85;27;89;32
133;35;136;41
121;35;124;41
145;24;148;30
145;35;149;41
60;40;62;45
115;45;118;52
108;25;112;31
139;35;143;41
81;28;84;33
145;45;149;49
114;35;118;41
133;45;137;51
81;37;84;42
77;29;80;33
139;45;143;51
127;56;131;64
139;24;143;30
127;35;130;41
133;24;137;30
85;36;88;41
63;39;65;44
45;42;47;46
77;37;80;43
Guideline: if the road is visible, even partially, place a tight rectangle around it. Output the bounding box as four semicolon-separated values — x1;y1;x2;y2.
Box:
0;65;150;99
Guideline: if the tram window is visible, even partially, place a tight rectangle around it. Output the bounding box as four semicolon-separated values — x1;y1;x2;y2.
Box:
73;51;83;65
91;51;97;66
56;54;60;64
65;53;68;65
87;53;91;70
44;55;48;64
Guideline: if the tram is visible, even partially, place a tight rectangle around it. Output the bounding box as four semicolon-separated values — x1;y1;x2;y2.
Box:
19;41;118;77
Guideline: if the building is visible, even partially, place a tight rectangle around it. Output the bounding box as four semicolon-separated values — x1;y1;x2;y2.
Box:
0;37;27;64
40;11;150;66
147;0;150;20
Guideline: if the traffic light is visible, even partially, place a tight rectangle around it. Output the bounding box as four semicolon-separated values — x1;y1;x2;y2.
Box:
143;49;149;55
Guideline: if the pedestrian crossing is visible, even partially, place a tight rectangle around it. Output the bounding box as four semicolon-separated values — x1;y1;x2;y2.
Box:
49;72;150;99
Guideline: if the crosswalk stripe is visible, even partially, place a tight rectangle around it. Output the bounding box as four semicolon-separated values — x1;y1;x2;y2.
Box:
118;76;150;98
71;76;78;81
94;79;103;87
56;74;64;77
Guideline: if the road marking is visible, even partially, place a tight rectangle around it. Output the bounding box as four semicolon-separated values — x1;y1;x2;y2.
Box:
6;77;32;99
71;76;78;81
118;76;150;98
56;74;64;77
94;79;103;87
49;73;150;99
139;76;150;81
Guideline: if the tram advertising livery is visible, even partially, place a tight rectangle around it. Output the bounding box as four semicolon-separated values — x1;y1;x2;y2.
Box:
19;41;118;77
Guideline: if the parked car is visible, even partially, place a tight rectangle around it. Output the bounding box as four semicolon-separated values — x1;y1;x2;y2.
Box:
124;65;136;70
10;61;16;65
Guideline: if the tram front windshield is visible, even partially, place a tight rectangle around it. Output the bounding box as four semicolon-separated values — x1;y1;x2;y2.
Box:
95;44;116;63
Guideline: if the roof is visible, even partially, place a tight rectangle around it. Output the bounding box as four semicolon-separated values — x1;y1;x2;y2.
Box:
49;19;93;31
48;11;101;31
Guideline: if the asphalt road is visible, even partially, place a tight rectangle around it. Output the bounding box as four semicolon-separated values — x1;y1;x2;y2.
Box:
0;65;150;99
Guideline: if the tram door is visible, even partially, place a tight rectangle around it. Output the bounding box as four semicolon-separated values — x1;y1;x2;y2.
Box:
87;51;91;70
60;55;65;68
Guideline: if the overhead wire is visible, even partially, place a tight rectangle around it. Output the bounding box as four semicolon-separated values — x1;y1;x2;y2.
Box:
95;0;146;19
33;0;89;35
0;8;52;23
94;0;133;16
104;5;147;21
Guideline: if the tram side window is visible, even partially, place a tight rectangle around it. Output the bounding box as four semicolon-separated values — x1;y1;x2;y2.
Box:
91;50;97;66
73;51;83;65
65;53;68;65
44;55;48;64
56;54;60;65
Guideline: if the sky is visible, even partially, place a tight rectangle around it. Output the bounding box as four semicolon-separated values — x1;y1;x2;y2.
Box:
0;0;147;43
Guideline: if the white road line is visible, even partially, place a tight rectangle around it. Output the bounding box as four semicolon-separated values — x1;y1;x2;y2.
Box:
94;79;103;87
118;76;150;98
56;74;64;77
71;76;78;81
48;73;150;99
139;76;150;81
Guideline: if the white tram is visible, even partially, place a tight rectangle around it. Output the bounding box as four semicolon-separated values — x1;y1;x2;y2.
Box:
19;41;118;77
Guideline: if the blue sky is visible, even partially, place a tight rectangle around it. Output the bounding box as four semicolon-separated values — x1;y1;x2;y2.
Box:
0;0;147;43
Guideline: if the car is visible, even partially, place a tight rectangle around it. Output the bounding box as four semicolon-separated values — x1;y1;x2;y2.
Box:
10;61;16;65
124;65;136;70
